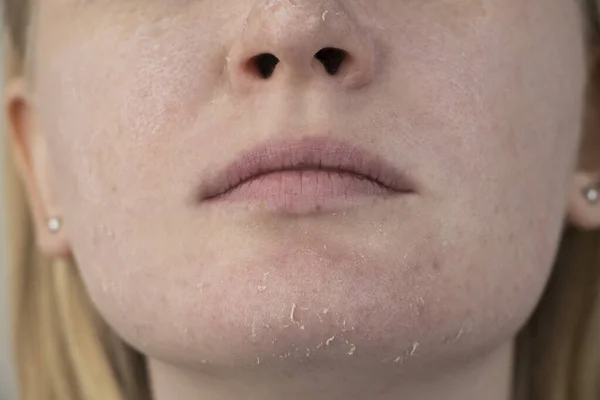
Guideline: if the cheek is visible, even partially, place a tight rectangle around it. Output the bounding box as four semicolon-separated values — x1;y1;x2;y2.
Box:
418;1;586;337
35;13;232;210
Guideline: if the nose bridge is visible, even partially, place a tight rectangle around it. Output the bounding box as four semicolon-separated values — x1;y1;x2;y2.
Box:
227;0;376;89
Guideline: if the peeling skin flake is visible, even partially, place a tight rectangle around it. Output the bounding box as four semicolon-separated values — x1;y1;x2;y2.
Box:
410;342;419;356
347;343;356;355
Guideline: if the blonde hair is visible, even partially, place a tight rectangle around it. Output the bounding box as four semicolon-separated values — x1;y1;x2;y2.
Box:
2;1;599;399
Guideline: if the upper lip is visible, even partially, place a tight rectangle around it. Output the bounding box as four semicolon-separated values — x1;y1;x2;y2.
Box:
199;136;415;200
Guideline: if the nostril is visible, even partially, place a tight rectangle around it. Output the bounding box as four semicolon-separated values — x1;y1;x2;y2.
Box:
315;47;348;75
247;53;280;79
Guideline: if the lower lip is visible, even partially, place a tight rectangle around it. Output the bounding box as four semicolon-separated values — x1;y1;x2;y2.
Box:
206;170;400;213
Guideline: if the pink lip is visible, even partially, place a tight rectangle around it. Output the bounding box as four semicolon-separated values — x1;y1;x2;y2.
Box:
199;137;415;213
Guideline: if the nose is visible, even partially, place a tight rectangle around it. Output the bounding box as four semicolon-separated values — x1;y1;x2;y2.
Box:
227;0;377;91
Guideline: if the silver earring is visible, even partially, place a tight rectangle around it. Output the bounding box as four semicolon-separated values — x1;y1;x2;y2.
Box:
47;217;62;233
584;186;599;204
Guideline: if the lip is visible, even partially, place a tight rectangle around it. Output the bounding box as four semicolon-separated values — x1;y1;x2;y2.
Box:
199;136;415;212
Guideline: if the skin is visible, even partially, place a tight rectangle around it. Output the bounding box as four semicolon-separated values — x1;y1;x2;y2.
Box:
5;0;600;399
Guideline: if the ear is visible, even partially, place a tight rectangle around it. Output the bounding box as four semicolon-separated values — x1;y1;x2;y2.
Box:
568;173;600;230
567;49;600;230
5;77;70;256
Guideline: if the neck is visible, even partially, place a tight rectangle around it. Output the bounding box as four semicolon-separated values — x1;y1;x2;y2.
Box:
148;342;513;400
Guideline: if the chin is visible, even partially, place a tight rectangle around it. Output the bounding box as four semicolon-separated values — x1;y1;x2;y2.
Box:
75;192;552;381
92;234;538;380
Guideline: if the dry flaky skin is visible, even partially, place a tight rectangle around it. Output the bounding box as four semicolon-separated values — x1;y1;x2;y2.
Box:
3;1;600;400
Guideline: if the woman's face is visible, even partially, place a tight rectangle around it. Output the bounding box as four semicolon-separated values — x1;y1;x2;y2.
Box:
24;0;588;376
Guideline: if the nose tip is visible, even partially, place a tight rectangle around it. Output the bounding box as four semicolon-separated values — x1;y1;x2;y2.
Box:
227;1;377;90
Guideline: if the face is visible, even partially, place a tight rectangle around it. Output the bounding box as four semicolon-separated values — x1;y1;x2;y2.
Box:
23;0;587;377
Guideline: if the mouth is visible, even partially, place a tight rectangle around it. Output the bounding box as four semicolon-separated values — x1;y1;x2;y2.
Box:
199;136;415;213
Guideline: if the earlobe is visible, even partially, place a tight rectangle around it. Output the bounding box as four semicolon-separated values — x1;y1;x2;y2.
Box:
567;173;600;230
568;47;600;231
4;78;71;257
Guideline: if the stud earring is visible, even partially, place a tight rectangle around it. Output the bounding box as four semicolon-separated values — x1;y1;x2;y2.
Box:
584;185;599;205
47;217;62;233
